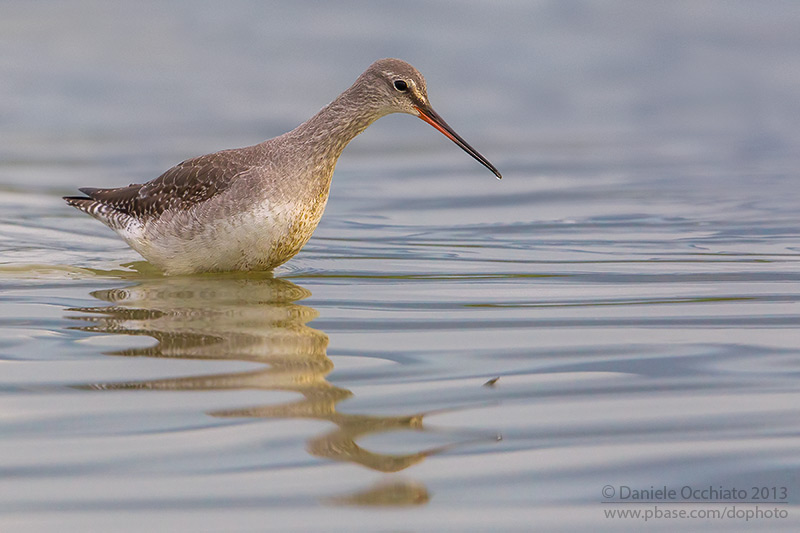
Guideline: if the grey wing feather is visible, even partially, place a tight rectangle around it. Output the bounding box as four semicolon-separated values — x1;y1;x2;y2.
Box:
68;149;256;221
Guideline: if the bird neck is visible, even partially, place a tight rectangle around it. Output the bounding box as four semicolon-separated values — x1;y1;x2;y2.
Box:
287;80;387;161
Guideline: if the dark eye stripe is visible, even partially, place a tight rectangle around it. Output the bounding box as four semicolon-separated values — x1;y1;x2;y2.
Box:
393;80;408;92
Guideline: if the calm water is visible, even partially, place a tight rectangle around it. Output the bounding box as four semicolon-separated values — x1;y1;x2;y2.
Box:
2;1;800;531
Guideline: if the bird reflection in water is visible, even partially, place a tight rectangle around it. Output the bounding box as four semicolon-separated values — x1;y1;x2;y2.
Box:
67;272;436;506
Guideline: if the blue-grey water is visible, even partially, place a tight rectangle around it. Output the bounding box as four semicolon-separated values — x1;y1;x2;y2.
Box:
2;1;800;531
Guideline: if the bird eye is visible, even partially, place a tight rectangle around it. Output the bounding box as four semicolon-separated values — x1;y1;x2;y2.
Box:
393;80;408;92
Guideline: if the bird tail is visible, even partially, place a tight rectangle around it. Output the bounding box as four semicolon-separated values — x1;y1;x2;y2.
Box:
63;195;99;214
63;193;136;231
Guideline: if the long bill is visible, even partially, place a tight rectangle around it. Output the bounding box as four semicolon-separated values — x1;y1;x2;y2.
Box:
415;104;502;179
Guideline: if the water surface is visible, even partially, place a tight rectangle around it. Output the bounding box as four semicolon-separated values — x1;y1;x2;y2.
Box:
2;1;800;531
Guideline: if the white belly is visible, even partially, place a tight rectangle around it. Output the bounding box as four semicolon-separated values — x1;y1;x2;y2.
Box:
118;193;326;275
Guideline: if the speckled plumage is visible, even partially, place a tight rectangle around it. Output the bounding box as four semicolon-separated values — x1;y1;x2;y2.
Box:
65;59;501;275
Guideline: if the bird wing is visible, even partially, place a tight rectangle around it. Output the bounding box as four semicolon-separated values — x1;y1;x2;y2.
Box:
77;150;256;220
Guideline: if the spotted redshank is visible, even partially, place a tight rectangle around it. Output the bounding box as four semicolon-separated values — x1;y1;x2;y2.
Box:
64;58;502;274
